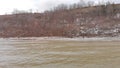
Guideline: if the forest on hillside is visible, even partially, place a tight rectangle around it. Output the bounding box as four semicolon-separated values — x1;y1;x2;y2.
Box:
0;1;120;38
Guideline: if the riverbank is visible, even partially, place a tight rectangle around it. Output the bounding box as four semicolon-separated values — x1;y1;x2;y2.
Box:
0;37;120;41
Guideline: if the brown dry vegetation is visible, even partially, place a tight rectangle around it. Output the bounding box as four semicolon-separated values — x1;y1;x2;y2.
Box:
0;3;120;38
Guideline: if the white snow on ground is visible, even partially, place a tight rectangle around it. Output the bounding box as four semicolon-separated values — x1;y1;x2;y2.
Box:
0;36;120;41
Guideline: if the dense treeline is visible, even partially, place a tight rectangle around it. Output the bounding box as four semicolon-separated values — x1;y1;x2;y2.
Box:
0;1;120;38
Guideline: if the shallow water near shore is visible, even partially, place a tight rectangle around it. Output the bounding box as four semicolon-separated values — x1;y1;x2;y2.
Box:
0;38;120;68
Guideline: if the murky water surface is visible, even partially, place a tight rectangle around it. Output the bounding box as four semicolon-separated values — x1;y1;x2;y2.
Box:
0;38;120;68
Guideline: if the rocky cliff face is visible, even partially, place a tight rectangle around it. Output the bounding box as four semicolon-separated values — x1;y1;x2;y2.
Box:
0;4;120;38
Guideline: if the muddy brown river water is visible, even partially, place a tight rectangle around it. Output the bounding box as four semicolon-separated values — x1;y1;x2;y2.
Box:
0;38;120;68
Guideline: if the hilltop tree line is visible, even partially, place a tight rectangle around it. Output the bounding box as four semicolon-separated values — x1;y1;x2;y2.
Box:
12;0;116;16
48;1;118;16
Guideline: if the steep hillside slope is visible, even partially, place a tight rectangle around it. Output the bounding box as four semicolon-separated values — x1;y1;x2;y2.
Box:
0;4;120;38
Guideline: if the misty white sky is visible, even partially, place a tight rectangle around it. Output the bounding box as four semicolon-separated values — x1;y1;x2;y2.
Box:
0;0;119;14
